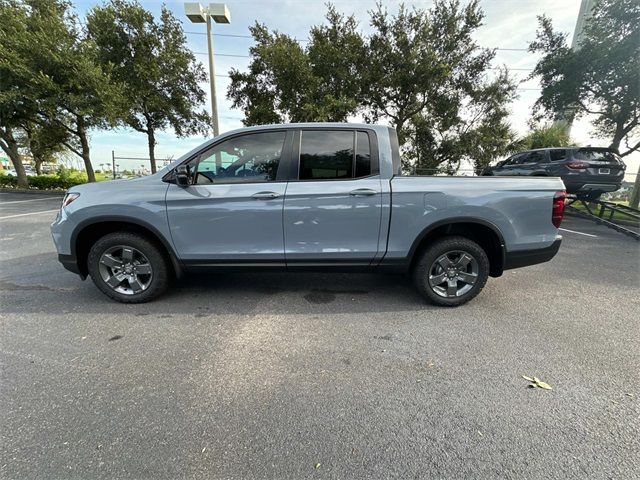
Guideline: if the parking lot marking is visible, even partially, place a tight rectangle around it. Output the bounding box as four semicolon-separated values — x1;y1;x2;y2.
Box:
0;196;60;205
559;227;598;238
0;209;59;220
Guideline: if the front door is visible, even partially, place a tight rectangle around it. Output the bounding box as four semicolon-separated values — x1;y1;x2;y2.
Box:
166;130;291;265
283;129;383;266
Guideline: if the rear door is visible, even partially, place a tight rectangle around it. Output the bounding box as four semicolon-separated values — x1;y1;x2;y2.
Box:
283;129;383;266
165;130;292;264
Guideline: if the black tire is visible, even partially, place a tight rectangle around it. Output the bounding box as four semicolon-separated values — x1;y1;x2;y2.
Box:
87;232;170;303
412;236;489;307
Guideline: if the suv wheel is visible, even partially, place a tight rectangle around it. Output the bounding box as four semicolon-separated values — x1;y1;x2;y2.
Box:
413;236;489;307
87;232;170;303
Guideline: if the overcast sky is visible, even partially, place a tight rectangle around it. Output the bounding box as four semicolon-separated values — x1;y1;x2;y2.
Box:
71;0;638;179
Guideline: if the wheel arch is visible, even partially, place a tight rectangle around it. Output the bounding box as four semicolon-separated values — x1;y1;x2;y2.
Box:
408;218;506;277
71;216;183;279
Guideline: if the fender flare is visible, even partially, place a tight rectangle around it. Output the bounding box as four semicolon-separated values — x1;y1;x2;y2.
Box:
71;215;184;278
406;217;506;274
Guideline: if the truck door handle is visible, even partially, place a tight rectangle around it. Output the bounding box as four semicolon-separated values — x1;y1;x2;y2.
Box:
251;191;281;200
349;188;377;196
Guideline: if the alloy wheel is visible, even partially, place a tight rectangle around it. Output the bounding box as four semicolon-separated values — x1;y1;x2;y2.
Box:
98;245;153;295
428;250;479;298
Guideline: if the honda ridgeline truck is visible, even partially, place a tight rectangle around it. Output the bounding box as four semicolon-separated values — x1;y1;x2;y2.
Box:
51;123;566;306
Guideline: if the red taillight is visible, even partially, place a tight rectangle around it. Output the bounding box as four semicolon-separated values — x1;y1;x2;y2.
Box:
552;191;566;228
567;160;589;169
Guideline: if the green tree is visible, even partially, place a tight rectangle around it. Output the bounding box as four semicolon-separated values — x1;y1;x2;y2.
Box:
528;0;640;205
87;0;210;174
520;123;573;150
365;2;517;174
2;0;122;183
228;1;517;174
0;0;37;188
21;121;69;174
228;6;366;124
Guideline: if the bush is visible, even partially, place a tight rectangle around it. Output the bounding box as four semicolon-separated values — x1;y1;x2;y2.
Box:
29;174;86;190
0;172;87;190
0;174;18;187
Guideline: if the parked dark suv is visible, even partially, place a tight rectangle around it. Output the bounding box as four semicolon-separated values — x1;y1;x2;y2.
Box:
482;147;625;199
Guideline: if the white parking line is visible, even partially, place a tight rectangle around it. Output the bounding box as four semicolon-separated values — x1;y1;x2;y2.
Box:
0;196;60;205
559;227;598;238
0;209;59;220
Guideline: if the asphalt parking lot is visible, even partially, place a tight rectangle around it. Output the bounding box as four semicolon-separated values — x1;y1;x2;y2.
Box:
1;190;638;479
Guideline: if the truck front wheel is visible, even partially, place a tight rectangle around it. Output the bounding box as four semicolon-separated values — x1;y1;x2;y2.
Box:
87;232;170;303
412;236;489;307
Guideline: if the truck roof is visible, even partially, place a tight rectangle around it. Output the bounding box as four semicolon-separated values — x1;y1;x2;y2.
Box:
162;122;393;175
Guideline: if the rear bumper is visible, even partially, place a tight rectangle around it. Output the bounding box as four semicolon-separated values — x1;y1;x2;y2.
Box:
563;181;621;193
503;237;562;270
58;254;86;279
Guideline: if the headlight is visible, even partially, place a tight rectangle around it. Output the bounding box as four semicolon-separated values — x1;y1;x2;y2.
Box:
62;192;80;208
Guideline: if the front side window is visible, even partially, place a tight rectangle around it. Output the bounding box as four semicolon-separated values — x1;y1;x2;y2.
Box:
521;152;547;164
194;131;286;184
299;130;372;180
506;154;523;165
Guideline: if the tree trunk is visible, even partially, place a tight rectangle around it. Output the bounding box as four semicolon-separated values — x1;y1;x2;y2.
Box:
24;127;43;175
609;123;624;153
629;163;640;209
0;127;28;188
147;127;156;174
77;117;96;182
34;157;43;175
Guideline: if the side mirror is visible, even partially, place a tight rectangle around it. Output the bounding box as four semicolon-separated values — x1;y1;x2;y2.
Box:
175;165;191;187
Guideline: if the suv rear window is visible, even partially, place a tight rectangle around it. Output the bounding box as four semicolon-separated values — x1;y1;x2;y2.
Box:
549;149;567;161
574;149;622;163
299;130;372;180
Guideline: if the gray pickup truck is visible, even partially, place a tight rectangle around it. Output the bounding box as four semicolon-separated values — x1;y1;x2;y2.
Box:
52;123;565;306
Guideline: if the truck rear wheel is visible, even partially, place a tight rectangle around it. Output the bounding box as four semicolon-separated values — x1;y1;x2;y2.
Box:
87;232;170;303
412;236;489;307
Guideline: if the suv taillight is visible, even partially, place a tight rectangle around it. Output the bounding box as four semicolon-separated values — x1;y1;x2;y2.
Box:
552;191;566;228
567;160;589;169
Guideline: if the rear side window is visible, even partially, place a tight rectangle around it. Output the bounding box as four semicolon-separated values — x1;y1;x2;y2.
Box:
550;150;567;161
299;130;372;180
355;131;371;177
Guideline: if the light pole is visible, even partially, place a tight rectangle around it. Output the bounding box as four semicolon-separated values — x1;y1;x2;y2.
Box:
184;2;231;137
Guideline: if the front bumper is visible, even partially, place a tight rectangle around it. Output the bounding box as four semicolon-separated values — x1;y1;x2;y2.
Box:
58;254;86;279
503;237;562;270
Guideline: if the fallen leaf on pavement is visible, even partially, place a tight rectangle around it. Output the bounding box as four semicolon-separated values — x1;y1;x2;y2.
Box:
523;375;553;390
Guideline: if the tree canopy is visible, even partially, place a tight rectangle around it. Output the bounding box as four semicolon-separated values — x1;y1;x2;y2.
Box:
227;0;518;174
528;0;639;157
519;123;573;151
1;0;209;184
87;0;211;173
1;0;122;183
